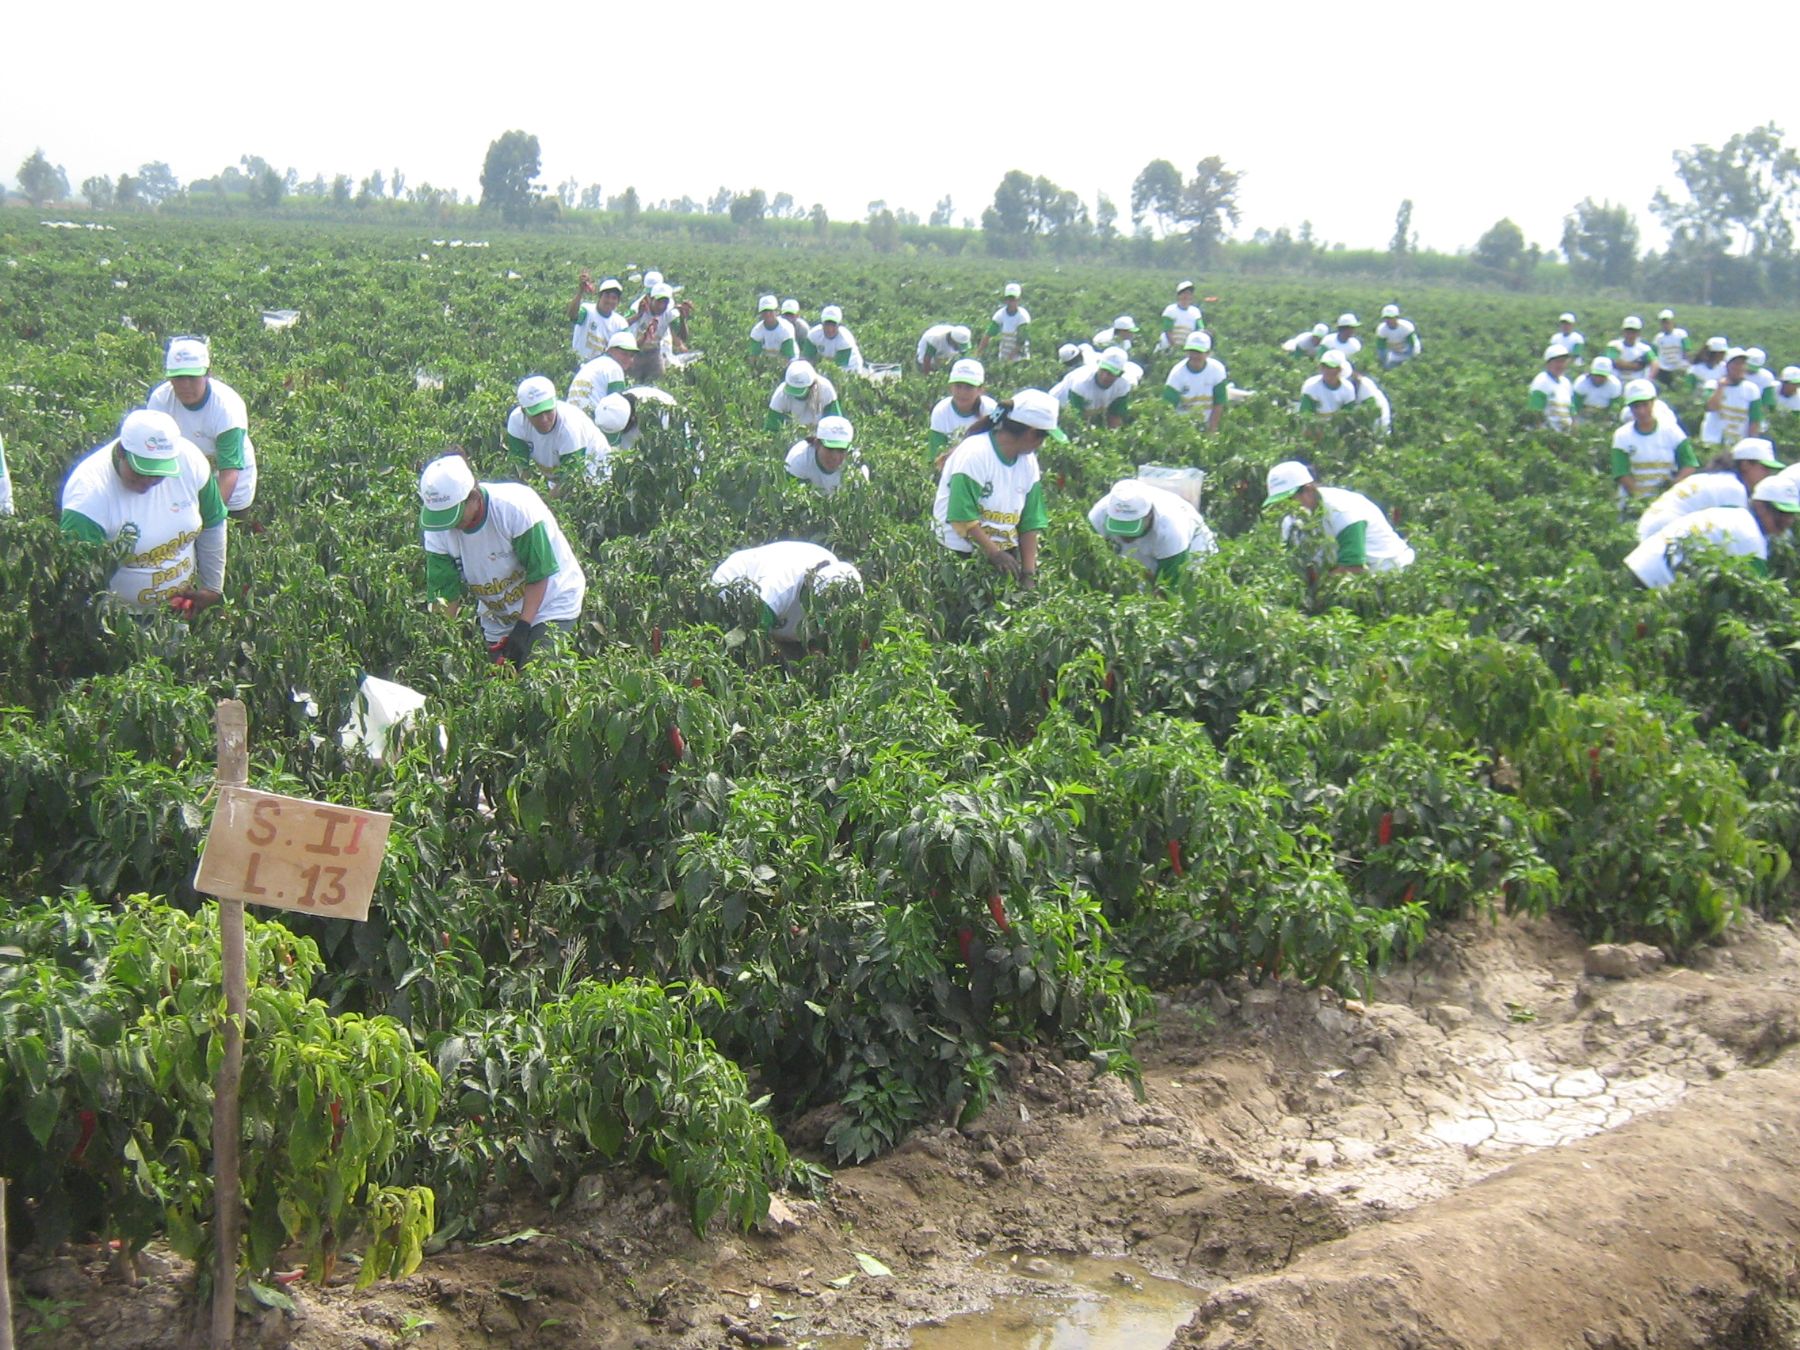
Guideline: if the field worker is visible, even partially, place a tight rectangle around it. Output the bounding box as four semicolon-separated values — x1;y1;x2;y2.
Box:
1157;281;1205;352
631;269;665;313
629;282;689;381
1612;380;1699;505
1571;357;1623;418
1349;369;1393;434
781;297;808;334
1528;346;1576;431
933;388;1066;583
567;332;635;413
1088;479;1218;589
569;273;630;362
61;408;229;614
1608;318;1657;384
975;282;1031;363
0;433;11;515
917;322;973;375
765;359;843;432
749;295;798;363
1624;473;1800;589
1372;304;1421;370
1634;438;1783;541
1057;340;1098;370
1053;347;1138;429
1091;315;1140;355
1745;348;1778;412
1701;349;1765;448
505;375;612;483
1766;366;1800;437
146;337;257;515
1282;322;1330;358
1652;310;1690;388
785;415;864;495
1320;314;1362;362
1688;335;1729;392
1162;332;1228;431
1265;461;1414;572
803;305;864;372
418;453;585;668
928;358;999;458
1299;351;1359;418
1550;312;1585;362
710;541;863;641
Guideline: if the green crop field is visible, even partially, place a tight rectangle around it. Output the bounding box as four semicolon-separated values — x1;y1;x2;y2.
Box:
4;218;1800;1301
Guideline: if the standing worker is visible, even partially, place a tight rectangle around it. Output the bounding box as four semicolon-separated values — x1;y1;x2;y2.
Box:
145;336;257;516
1528;345;1576;431
1701;349;1765;448
569;273;630;362
1652;310;1690;389
1372;304;1421;370
932;389;1067;584
1612;379;1699;507
1299;351;1360;420
1087;479;1217;589
1157;282;1205;352
418;453;586;667
1264;461;1414;572
749;296;799;364
1161;332;1228;431
630;282;689;381
1608;317;1657;384
803;305;864;372
1550;313;1586;362
1571;357;1623;419
928;359;998;459
1320;314;1362;363
977;283;1031;362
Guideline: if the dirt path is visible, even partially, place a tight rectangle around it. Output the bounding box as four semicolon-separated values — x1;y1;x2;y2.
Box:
19;913;1800;1348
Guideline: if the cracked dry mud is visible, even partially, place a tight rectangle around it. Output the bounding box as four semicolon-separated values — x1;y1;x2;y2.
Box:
22;912;1800;1349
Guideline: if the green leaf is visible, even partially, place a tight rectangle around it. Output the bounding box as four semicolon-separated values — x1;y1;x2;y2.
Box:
853;1252;893;1277
471;1227;545;1248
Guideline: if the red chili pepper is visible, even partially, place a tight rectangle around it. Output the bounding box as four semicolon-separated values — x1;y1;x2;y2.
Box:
1635;621;1647;639
329;1099;345;1151
988;892;1011;931
70;1109;97;1163
1377;812;1394;847
1166;839;1185;877
1055;473;1066;490
1104;669;1117;692
667;725;687;760
690;676;703;688
650;626;663;655
1402;884;1415;904
440;931;451;951
957;927;975;963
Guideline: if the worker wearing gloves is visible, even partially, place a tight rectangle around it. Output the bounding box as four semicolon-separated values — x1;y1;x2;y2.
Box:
506;375;613;483
928;358;999;459
803;305;864;371
1161;332;1229;431
1372;304;1421;370
933;388;1067;584
917;323;973;375
59;409;228;614
710;542;863;641
1052;347;1138;428
1612;379;1699;506
418;453;586;667
785;415;864;495
145;336;257;514
1265;460;1414;572
629;282;689;381
1634;437;1783;541
977;283;1031;362
1624;473;1800;588
569;273;630;362
765;359;842;433
1088;479;1218;589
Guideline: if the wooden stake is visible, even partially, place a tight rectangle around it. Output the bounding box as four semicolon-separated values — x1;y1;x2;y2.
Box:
0;1177;15;1350
210;700;248;1349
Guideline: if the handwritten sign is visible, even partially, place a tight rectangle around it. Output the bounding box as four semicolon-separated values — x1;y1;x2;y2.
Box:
194;786;391;922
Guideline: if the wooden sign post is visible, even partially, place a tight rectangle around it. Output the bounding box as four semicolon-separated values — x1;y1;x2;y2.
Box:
197;701;391;1347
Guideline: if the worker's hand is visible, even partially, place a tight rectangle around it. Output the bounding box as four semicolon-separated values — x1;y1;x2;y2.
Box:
169;587;223;618
987;548;1024;579
578;269;594;294
1020;569;1038;592
499;619;545;668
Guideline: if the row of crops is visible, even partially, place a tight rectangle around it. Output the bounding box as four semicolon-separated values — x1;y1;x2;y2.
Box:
4;220;1800;1296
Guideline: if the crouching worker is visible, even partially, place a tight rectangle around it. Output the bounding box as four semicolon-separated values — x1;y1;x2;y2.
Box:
1088;478;1218;590
418;453;586;667
932;388;1067;587
710;542;863;644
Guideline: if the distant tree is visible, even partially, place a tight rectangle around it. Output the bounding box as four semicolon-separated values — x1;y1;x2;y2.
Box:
330;174;353;207
810;203;830;239
114;174;140;209
136;162;180;205
579;183;603;210
729;188;767;226
251;168;285;209
895;206;920;226
707;185;733;215
17;149;70;205
770;191;796;219
866;199;887;220
1175;157;1241;260
982;170;1036;242
557;176;578;209
1473;217;1526;273
1561;198;1638;287
1651;124;1797;303
80;175;114;209
1389;198;1414;261
390;168;405;199
866;209;899;252
1096;192;1119;242
296;173;327;198
671;195;700;215
613;186;641;225
478;129;544;224
1131;158;1183;234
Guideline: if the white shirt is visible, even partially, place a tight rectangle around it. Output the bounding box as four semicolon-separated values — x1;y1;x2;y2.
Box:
1701;380;1763;446
750;317;798;356
1164;357;1228;414
990;305;1031;336
0;432;11;515
568;355;628;414
1612;418;1693;502
807;324;864;371
1573;373;1623;411
1282;485;1414;571
145;377;257;512
423;482;586;641
1320;333;1363;362
1053;366;1134;413
784;440;865;495
1652;327;1690;373
917;325;966;364
930;392;999;445
1635;472;1749;540
711;541;844;639
1086;482;1217;577
1529;371;1575;431
1157;302;1204;350
1300;374;1359;415
1352;376;1392;431
1375;319;1417;353
933;431;1043;552
61;436;219;608
506;401;613;481
573;303;631;361
1625;506;1766;588
767;374;839;429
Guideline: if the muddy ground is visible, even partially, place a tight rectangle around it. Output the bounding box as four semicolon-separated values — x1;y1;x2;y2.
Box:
16;911;1800;1349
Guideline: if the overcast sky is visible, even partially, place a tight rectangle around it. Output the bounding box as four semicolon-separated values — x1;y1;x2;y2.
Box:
4;0;1793;255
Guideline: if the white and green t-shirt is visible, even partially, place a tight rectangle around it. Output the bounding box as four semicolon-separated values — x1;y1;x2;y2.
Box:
749;318;798;360
1635;471;1748;540
1162;357;1229;414
1550;329;1586;359
1320;333;1362;362
505;400;612;481
1158;302;1204;350
1528;371;1575;430
145;377;257;512
423;481;585;641
1299;374;1358;416
933;431;1047;553
1375;319;1419;355
804;323;863;371
1353;377;1392;432
567;355;629;413
573;303;631;362
630;303;679;356
1053;366;1136;416
917;324;966;364
1610;419;1698;501
1086;482;1217;583
1625;506;1767;588
1701;380;1763;447
928;392;999;453
766;374;841;430
1767;386;1800;423
783;439;867;495
710;541;845;639
60;437;227;609
1607;337;1657;379
987;306;1031;359
1652;327;1690;373
1281;485;1414;571
1572;372;1623;414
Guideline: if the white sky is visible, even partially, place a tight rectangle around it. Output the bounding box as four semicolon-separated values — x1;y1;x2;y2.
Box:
3;0;1794;254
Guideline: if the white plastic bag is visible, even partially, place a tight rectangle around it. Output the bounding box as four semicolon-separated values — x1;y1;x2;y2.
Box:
340;674;428;762
1135;464;1206;509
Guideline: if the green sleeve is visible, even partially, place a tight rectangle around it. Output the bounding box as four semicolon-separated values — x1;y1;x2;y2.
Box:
747;337;764;357
1571;341;1584;358
946;472;983;523
1571;390;1587;410
1679;336;1691;354
1212;382;1229;407
1751;557;1770;577
510;521;559;583
1528;389;1549;412
1068;392;1089;412
1675;438;1698;468
1686;372;1700;394
1160;384;1180;407
212;426;247;470
823;399;842;418
1607;341;1623;358
59;509;108;544
1160;315;1175;332
764;409;786;432
1153;551;1190;585
1019;481;1048;533
800;337;819;360
425;550;463;602
1112;391;1134;422
198;473;227;528
608;379;627;395
1299;393;1319;414
781;338;796;359
505;432;532;464
1333;520;1369;567
832;348;852;368
986;320;1001;336
926;429;949;453
757;602;779;633
1610;446;1633;479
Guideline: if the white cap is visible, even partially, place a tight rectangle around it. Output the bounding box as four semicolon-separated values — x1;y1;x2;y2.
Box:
1057;342;1081;365
592;393;632;435
1781;366;1800;383
1380;304;1400;318
1312;323;1330;337
596;277;623;293
784;359;817;390
1746;347;1766;368
812;560;863;594
815;414;854;448
1102;480;1154;538
1003;281;1022;298
1588;356;1615;376
758;294;778;312
1264;460;1315;504
606;330;639;352
644;270;664;287
418;455;476;529
1098;348;1126;375
948;357;985;385
1336;313;1359;327
1183;331;1213;353
1623;378;1658;405
1319;351;1348;370
820;304;843;323
118;408;183;476
1752;474;1800;513
1707;335;1729;353
1732;437;1783;469
650;282;674;300
1623;316;1644;330
948;325;972;347
780;298;800;314
1176;279;1195;293
1727;347;1749;363
1658;308;1675;319
1544;344;1571;361
517;375;557;414
165;336;210;375
1559;312;1577;323
1005;388;1068;441
1112;315;1138;332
